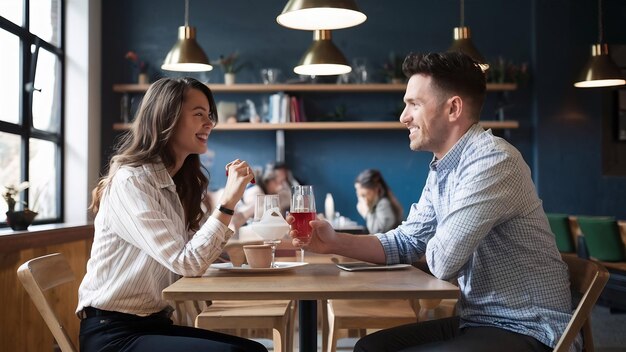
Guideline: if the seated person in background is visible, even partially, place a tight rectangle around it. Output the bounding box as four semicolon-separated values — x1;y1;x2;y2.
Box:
354;169;403;233
261;165;291;214
272;162;301;188
290;52;573;352
264;162;301;213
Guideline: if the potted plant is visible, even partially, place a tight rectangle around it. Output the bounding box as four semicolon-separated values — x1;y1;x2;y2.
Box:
486;57;529;85
3;182;38;231
382;52;406;84
213;52;246;85
125;51;149;84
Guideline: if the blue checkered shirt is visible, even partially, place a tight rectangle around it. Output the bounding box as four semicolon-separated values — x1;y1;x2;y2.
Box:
377;124;574;349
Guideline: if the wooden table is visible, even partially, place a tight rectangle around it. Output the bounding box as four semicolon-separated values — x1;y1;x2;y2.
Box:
163;260;459;352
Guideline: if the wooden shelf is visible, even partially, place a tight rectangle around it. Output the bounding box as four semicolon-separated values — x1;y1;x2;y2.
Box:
112;82;519;131
112;82;517;94
113;120;519;131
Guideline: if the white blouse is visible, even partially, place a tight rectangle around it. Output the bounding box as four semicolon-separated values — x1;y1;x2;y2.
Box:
77;162;232;316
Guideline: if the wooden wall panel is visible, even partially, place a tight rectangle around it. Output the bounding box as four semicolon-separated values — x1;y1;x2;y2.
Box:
0;225;93;352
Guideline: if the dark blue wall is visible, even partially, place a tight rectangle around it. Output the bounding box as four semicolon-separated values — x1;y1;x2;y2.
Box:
101;0;626;224
533;0;626;218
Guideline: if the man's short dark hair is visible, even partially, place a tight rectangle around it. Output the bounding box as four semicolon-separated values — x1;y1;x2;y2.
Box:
402;52;486;120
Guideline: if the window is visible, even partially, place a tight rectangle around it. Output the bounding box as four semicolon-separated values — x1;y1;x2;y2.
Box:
0;0;64;225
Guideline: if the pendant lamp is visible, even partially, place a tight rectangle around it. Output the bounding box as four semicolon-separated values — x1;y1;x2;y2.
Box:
574;0;625;88
161;0;212;72
294;30;352;76
447;0;489;71
277;0;367;30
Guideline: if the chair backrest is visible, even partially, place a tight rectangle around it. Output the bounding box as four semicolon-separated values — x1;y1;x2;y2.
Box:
547;213;576;253
554;255;609;352
17;253;78;352
577;216;625;262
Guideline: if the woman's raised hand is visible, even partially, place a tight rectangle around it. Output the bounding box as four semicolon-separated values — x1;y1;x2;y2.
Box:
219;159;255;209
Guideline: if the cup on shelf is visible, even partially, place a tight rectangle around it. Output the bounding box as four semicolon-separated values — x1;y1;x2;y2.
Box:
352;58;369;84
261;68;281;84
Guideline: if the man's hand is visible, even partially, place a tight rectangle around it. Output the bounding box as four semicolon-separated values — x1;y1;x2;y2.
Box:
287;215;337;254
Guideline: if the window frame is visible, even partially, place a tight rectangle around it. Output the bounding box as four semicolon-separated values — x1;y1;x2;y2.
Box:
0;1;65;227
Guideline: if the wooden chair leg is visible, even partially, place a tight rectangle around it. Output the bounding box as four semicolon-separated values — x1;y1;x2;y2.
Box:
582;317;595;352
283;300;296;352
321;299;329;352
326;300;338;352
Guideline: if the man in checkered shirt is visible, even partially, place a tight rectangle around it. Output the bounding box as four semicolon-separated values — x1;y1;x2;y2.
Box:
291;52;574;352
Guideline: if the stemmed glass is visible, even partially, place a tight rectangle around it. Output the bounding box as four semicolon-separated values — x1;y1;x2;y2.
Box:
352;57;369;84
252;194;287;267
290;185;316;262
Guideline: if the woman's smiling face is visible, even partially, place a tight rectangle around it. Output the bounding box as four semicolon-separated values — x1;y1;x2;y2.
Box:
169;88;214;164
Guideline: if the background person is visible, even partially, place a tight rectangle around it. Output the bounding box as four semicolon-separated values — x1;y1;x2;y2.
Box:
264;162;299;214
354;169;403;233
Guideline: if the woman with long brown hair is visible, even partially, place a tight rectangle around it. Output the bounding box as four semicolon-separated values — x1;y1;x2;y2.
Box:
77;77;266;351
354;169;403;233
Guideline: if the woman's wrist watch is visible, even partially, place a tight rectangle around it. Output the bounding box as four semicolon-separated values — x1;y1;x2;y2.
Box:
217;204;234;215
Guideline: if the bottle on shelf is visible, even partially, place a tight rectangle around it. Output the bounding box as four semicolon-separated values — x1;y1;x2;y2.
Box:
120;94;130;123
325;193;335;222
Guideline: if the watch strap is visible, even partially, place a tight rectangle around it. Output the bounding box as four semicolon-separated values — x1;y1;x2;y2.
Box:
217;204;235;215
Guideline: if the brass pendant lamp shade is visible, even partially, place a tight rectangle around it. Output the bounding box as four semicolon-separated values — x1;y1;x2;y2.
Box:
574;44;625;88
574;0;624;88
448;27;489;71
294;30;352;76
447;0;489;71
161;0;212;72
277;0;367;30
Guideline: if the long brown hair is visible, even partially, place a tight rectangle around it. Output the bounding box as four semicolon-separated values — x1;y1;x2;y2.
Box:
355;169;403;226
90;77;217;231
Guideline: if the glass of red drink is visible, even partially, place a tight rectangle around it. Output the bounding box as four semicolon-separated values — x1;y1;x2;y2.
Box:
290;185;316;262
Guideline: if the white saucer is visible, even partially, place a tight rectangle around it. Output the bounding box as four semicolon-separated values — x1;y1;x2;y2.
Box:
210;262;308;273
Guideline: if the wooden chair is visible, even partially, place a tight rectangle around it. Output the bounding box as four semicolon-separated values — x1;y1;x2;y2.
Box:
323;298;458;352
194;242;296;352
554;255;610;352
322;257;457;352
322;298;457;352
323;299;416;352
195;300;295;352
17;253;78;352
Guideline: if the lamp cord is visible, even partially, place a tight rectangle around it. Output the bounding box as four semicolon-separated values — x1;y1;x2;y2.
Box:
460;0;465;27
184;0;189;26
598;0;603;43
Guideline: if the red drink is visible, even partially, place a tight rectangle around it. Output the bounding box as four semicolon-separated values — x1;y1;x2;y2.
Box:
291;212;316;241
